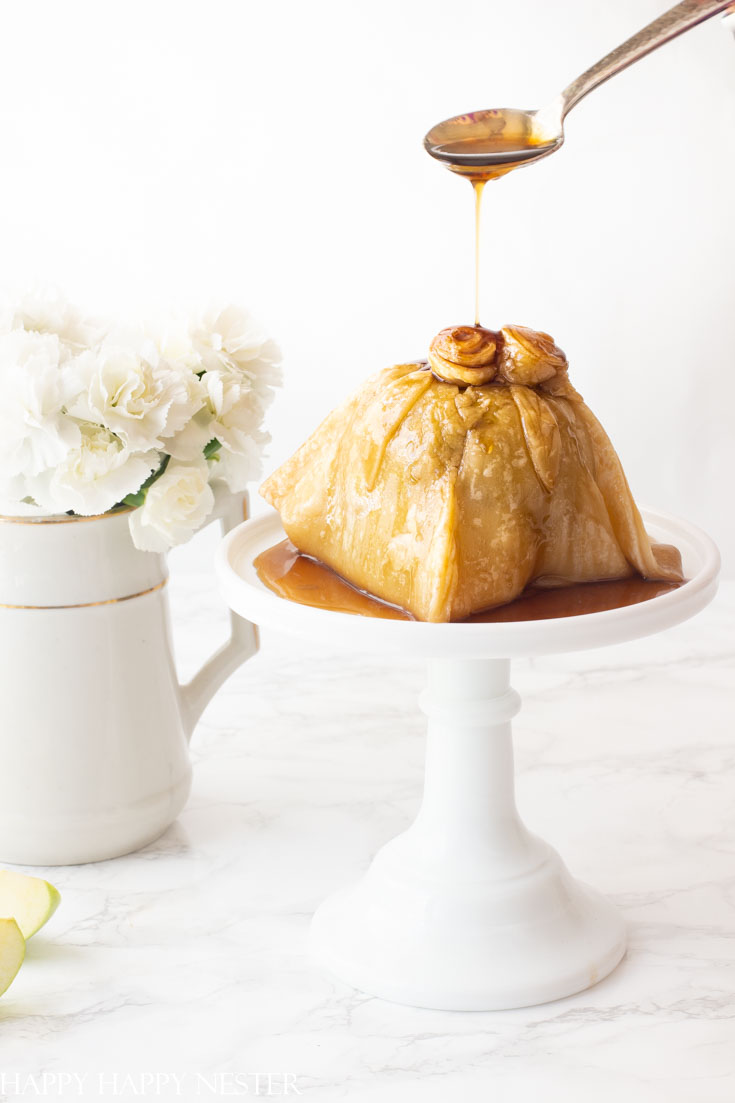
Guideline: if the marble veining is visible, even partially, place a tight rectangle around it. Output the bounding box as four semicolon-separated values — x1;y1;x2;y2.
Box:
0;539;733;1102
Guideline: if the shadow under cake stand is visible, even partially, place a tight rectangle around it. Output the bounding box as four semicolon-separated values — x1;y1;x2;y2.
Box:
217;507;719;1011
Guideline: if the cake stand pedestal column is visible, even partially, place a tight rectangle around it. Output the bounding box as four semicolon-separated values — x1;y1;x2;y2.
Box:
310;656;625;1010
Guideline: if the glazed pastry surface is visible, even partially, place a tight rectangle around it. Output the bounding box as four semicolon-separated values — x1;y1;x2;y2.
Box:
261;325;682;622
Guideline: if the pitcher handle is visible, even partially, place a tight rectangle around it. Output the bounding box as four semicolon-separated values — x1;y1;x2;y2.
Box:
179;486;258;740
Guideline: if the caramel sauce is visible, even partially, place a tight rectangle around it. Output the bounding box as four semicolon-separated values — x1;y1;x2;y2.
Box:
473;181;485;326
255;540;683;624
427;131;560;327
425;120;558;328
427;132;561;182
426;109;563;324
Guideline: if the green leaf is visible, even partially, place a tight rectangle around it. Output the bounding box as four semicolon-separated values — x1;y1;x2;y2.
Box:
203;438;222;460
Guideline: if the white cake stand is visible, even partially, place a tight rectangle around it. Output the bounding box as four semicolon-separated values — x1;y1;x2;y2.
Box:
217;507;719;1011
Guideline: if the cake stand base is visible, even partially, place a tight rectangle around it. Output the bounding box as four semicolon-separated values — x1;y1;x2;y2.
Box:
218;507;719;1011
310;658;625;1010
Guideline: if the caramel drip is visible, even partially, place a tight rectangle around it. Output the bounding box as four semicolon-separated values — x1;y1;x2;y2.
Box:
473;181;485;326
434;130;560;323
425;111;561;330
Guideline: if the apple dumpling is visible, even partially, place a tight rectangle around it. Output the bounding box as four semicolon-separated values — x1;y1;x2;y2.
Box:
260;324;682;622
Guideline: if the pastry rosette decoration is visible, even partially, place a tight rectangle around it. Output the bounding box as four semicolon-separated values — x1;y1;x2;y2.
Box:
428;323;570;389
262;324;682;622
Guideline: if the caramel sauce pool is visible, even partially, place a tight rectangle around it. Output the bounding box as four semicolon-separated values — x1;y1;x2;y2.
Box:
255;540;683;624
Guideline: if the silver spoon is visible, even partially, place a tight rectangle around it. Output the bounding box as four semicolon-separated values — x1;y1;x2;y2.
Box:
425;0;734;176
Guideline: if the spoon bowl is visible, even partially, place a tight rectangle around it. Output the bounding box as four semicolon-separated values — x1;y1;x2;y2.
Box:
424;0;733;178
424;107;563;179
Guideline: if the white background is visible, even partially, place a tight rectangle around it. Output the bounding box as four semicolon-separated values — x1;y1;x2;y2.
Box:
1;0;733;570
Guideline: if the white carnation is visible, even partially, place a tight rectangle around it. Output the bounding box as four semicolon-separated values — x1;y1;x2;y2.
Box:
2;287;106;352
150;304;280;479
192;304;281;419
70;344;205;452
193;304;281;385
164;407;217;461
128;460;214;552
166;362;263;465
212;430;268;492
149;314;205;375
0;295;280;524
27;422;159;517
166;355;277;494
0;329;81;503
167;364;271;487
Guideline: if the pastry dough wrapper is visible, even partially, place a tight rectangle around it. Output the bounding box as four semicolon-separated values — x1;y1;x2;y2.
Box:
261;357;682;622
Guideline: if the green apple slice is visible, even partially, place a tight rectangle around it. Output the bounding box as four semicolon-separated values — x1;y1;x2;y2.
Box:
0;870;61;939
0;918;25;996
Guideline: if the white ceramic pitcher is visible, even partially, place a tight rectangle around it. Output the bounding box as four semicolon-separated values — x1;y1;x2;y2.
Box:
0;489;257;865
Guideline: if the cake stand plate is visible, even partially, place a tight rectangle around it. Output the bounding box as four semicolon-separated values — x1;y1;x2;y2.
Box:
217;508;719;1011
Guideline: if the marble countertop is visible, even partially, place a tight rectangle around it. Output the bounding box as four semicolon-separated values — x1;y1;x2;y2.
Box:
1;532;734;1103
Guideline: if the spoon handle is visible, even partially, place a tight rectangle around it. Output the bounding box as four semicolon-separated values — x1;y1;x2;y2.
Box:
559;0;733;118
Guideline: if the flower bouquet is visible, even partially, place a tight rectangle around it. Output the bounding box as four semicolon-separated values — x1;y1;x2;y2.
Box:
0;291;281;550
